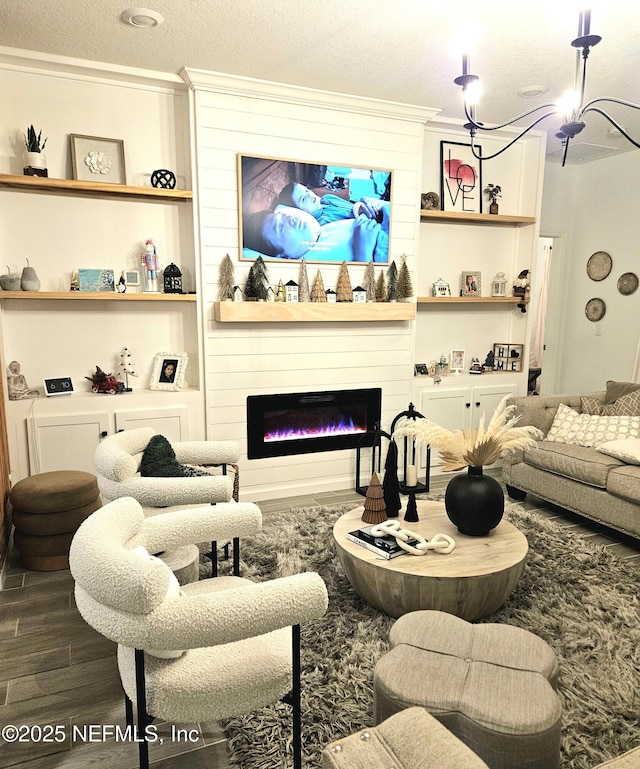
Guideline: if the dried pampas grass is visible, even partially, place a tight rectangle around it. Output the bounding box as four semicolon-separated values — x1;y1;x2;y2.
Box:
393;397;542;471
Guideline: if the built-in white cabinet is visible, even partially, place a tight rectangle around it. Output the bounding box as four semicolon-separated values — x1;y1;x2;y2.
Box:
417;381;518;470
27;412;109;476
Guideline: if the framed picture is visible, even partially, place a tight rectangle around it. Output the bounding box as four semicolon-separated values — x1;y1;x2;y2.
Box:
238;154;392;263
461;271;481;297
70;134;126;185
78;268;115;292
440;141;482;213
414;363;428;376
493;343;524;373
432;278;451;297
450;350;465;372
123;270;140;287
150;352;188;391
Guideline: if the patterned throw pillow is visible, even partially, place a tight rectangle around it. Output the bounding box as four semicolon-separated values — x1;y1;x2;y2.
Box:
581;396;603;415
601;389;640;416
544;403;640;447
596;438;640;465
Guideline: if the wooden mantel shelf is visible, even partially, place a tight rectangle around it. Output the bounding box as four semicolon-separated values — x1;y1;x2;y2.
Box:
0;173;193;201
214;301;416;322
417;296;529;305
0;291;196;302
420;210;535;227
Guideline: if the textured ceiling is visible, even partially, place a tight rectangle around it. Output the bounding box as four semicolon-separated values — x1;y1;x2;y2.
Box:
1;0;639;163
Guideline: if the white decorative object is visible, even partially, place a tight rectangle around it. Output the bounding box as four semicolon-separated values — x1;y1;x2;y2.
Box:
353;285;367;303
150;352;188;391
406;464;418;486
369;520;456;555
285;280;299;302
492;272;507;297
7;360;40;400
116;347;138;391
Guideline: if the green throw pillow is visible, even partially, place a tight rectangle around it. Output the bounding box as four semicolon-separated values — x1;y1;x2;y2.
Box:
139;435;185;478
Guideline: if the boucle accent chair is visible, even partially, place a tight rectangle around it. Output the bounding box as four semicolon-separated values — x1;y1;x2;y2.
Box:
322;707;490;768
373;610;562;769
69;496;329;769
94;427;239;515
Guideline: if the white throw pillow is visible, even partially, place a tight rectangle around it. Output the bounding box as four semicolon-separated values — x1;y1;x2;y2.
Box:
596;438;640;465
545;403;640;447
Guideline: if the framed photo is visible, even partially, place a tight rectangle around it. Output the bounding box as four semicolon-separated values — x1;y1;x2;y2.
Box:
238;154;392;264
70;134;126;185
493;343;524;373
440;141;482;213
450;350;465;372
461;271;481;297
78;268;115;292
150;352;188;392
123;270;140;287
432;278;451;297
414;363;428;376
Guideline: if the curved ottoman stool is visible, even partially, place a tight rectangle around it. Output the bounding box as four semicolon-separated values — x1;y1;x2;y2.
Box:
10;471;101;571
373;610;562;769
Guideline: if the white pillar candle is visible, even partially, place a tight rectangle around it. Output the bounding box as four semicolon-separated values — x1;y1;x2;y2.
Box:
406;464;418;487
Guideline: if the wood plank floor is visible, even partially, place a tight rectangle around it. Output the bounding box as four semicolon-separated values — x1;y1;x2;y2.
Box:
1;474;638;769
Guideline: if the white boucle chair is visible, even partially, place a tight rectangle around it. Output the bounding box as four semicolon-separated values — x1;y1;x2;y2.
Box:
94;427;242;573
69;497;329;769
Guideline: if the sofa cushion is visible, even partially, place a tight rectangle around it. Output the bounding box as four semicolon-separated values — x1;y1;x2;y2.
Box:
140;435;186;478
607;464;640;505
545;403;640;447
604;380;640;405
524;441;624;488
601;389;640;416
581;396;604;415
596;438;640;465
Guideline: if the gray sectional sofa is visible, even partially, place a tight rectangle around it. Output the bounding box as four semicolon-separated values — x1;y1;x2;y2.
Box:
502;391;640;540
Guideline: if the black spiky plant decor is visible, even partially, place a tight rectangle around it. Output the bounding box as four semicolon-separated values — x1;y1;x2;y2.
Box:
24;125;47;153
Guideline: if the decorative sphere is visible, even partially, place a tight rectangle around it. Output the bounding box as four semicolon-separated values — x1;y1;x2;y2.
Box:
151;169;177;189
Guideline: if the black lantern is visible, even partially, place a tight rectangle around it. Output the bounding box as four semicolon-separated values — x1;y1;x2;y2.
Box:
355;422;391;496
390;403;431;494
163;263;183;294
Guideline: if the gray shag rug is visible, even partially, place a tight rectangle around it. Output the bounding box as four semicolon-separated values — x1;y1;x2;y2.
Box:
203;501;640;769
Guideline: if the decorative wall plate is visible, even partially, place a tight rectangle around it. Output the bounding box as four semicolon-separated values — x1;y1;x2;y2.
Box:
617;272;639;295
586;251;612;281
585;297;606;322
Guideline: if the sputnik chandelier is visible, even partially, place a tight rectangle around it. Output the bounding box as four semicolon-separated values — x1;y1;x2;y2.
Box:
454;9;640;165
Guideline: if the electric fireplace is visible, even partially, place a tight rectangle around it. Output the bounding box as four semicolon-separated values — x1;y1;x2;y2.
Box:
247;388;382;459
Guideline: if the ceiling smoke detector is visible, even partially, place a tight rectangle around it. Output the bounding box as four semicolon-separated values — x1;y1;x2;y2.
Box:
120;8;164;28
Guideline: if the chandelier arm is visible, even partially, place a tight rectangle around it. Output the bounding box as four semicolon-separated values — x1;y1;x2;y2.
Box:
463;100;559;132
581;107;640;148
582;96;640;112
467;111;562;161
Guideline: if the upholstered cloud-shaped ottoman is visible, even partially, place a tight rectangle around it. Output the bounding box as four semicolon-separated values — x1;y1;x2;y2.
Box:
373;610;562;769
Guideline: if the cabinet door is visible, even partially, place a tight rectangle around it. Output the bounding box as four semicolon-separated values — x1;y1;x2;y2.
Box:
27;412;109;476
471;383;518;430
114;406;190;443
420;387;472;468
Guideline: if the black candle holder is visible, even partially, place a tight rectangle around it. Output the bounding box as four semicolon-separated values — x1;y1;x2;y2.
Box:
354;422;391;496
390;403;431;495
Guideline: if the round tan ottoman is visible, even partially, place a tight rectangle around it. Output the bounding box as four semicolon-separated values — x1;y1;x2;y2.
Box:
10;471;101;571
373;610;562;769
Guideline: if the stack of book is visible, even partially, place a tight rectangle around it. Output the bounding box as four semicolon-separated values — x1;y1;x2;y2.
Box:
346;523;420;560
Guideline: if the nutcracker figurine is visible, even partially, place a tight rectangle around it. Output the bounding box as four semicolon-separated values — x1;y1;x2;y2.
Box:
141;238;160;292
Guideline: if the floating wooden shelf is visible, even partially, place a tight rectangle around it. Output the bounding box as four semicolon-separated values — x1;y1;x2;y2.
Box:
420;210;535;227
0;291;196;302
417;296;529;305
0;174;192;201
214;301;416;322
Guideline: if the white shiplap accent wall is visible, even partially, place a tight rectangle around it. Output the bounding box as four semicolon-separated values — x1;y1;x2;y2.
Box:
182;70;437;501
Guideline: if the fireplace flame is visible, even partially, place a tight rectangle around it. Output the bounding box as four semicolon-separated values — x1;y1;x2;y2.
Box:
264;416;367;443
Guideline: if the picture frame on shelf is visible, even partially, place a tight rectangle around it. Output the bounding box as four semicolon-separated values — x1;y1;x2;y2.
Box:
150;352;188;391
123;270;140;287
440;141;482;214
461;271;481;297
414;363;428;376
78;268;115;292
450;350;465;372
70;134;126;185
493;343;524;372
432;277;451;297
238;154;392;264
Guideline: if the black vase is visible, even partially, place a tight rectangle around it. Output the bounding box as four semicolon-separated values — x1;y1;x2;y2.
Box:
444;466;504;536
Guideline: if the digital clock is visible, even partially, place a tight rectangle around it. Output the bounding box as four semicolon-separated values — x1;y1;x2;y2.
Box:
43;377;74;396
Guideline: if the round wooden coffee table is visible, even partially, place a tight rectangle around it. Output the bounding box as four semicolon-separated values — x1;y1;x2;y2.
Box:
333;500;528;620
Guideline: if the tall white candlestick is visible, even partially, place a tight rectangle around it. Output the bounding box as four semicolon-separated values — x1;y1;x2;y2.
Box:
406;464;418;487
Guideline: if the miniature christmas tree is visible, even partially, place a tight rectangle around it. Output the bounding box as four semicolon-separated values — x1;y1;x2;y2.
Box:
404;491;419;523
382;440;401;518
336;261;353;302
375;270;387;302
244;265;258;300
387;260;398;301
218;253;235;301
363;260;376;302
311;270;327;302
275;279;285;302
298;258;311;302
253;256;270;301
116;347;138;392
361;471;387;524
397;255;414;301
